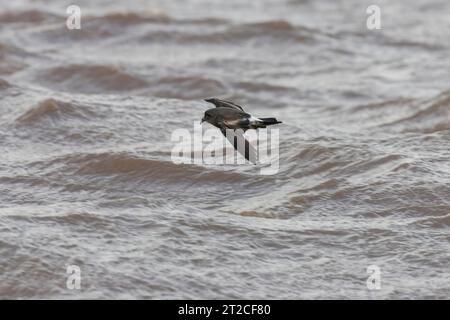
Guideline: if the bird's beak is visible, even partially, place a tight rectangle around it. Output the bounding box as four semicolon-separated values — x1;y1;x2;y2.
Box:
204;98;213;103
200;118;205;124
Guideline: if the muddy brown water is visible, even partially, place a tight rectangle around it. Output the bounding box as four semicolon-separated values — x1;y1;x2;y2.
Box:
0;0;449;299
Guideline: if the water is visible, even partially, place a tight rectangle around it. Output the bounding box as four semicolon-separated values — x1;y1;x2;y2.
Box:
0;0;449;299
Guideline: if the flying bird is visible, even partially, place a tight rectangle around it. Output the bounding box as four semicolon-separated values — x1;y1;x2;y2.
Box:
201;98;282;164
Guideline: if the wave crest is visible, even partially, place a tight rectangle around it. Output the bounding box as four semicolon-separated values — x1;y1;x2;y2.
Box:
149;76;227;100
141;19;312;44
0;78;10;89
0;10;59;24
16;98;94;124
35;152;254;185
383;90;450;133
36;65;148;93
86;10;170;25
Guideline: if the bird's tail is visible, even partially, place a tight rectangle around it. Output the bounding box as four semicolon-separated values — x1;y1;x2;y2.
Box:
258;118;282;126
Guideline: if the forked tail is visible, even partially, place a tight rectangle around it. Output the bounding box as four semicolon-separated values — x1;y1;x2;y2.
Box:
258;117;282;126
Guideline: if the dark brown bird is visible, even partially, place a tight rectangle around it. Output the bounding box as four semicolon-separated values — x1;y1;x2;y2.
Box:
201;98;282;164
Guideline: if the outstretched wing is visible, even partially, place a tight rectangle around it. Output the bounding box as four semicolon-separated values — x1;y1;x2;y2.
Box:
205;98;244;111
220;127;257;164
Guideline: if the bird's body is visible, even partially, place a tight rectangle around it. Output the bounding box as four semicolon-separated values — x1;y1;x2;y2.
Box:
202;99;282;131
201;98;282;163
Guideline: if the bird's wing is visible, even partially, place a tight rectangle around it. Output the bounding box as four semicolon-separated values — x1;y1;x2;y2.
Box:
206;99;244;111
223;117;251;130
219;99;244;111
220;127;257;164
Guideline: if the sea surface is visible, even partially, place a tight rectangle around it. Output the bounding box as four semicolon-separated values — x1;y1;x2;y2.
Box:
0;0;449;299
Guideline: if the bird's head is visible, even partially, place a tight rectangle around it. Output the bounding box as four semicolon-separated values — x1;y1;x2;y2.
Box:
204;98;217;104
201;110;213;124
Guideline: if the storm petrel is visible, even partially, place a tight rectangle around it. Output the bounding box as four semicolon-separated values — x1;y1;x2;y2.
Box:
201;98;282;164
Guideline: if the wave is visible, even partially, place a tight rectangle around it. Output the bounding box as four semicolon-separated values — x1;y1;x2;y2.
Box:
148;76;227;100
234;20;296;32
0;42;28;75
85;10;170;25
38;11;226;42
381;90;450;133
36;12;316;46
141;19;313;44
233;81;298;94
40;24;115;41
405;91;450;119
281;140;409;186
16;98;96;125
0;59;26;75
34;152;259;185
382;38;447;51
413;213;450;228
0;78;10;89
338;154;406;178
87;11;229;27
331;30;446;51
75;153;253;183
0;9;60;24
34;212;114;228
35;65;149;93
0;42;27;56
350;98;414;112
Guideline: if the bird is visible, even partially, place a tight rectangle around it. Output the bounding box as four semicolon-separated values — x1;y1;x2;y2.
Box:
201;98;282;164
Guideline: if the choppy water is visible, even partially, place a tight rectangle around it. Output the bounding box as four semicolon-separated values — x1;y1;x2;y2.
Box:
0;0;449;299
